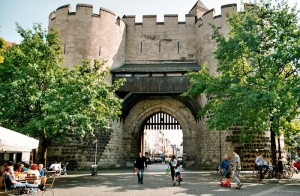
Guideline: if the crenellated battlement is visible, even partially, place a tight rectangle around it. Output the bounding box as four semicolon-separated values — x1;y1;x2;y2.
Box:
196;3;238;29
49;4;120;25
122;14;196;26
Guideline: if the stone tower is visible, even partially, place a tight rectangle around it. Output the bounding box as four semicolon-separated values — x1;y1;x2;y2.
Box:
47;1;274;170
48;4;126;70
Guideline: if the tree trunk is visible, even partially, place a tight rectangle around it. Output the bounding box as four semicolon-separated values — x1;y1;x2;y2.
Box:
37;137;51;167
277;136;282;159
270;130;277;165
270;116;277;165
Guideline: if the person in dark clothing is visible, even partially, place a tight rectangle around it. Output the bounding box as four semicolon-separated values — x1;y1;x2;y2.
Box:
135;152;147;184
220;155;230;177
169;155;177;181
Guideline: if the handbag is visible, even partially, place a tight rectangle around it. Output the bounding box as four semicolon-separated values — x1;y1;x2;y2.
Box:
166;167;171;175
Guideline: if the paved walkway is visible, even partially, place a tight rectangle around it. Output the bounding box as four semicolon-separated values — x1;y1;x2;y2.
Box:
1;165;299;196
48;170;300;196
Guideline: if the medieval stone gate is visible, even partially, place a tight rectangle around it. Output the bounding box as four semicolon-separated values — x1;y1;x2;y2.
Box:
109;62;204;168
47;1;274;170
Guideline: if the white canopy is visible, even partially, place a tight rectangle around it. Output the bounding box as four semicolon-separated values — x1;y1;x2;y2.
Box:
0;126;39;152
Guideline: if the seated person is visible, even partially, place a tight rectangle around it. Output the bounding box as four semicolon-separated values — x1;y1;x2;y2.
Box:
29;161;38;170
49;161;62;175
220;155;230;177
3;166;45;191
277;159;283;172
38;164;45;177
27;165;41;185
19;163;29;172
255;154;268;181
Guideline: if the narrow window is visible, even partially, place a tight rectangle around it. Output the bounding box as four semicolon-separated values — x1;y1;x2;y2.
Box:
177;41;180;54
159;41;161;53
99;46;101;56
63;44;67;54
140;42;143;53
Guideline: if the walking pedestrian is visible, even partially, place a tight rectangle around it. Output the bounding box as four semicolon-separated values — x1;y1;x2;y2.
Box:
169;155;177;181
135;152;147;184
232;150;242;189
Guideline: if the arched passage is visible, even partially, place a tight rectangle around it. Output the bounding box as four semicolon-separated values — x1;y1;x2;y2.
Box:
123;96;200;167
141;112;183;158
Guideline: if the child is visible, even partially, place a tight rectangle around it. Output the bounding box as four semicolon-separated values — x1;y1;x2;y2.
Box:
220;169;231;187
173;162;182;186
221;177;231;187
268;158;273;171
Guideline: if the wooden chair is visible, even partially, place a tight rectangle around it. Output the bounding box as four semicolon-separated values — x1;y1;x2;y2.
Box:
25;175;37;184
40;176;55;196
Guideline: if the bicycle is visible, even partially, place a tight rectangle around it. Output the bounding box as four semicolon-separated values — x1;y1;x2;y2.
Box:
267;167;285;183
283;163;298;179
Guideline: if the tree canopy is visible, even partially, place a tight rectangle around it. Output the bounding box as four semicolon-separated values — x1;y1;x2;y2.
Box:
184;0;300;161
0;37;7;63
0;24;124;160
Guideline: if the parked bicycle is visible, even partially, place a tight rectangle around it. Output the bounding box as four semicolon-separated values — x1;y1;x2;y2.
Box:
253;167;284;183
283;163;298;179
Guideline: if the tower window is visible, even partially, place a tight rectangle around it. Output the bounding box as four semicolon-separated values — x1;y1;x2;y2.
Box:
63;44;67;54
159;41;161;53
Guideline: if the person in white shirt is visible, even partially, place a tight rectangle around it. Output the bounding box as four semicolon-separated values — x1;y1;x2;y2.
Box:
169;155;177;182
232;151;242;189
255;154;268;181
49;161;62;175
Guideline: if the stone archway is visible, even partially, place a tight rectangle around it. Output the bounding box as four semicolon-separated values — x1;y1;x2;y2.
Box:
123;96;200;167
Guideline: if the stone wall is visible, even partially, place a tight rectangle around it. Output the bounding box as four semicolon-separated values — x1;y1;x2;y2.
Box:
49;4;126;70
47;126;113;170
122;14;196;63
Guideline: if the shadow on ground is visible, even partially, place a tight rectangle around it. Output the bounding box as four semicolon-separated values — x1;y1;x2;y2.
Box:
50;170;300;196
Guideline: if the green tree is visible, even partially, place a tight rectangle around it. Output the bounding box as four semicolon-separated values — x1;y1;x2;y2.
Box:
0;37;7;63
184;0;300;163
0;24;124;162
283;119;300;150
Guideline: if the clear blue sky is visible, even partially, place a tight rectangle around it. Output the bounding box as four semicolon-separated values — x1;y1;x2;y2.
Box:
0;0;298;43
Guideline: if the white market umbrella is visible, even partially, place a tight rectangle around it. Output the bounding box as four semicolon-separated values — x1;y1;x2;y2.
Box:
0;126;39;152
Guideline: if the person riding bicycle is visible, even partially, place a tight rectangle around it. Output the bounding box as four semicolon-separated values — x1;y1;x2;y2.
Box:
220;155;230;177
255;154;268;182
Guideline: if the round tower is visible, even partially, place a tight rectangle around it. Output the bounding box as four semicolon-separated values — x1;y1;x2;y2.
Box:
48;4;126;70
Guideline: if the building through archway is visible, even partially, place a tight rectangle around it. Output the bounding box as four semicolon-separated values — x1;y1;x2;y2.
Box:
142;112;183;159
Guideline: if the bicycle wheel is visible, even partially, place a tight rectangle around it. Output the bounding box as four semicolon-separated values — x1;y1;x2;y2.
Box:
274;171;281;183
252;170;259;181
282;170;288;179
267;171;272;181
285;170;293;179
257;172;261;182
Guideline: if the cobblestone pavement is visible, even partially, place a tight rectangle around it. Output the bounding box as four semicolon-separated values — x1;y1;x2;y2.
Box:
1;163;299;196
